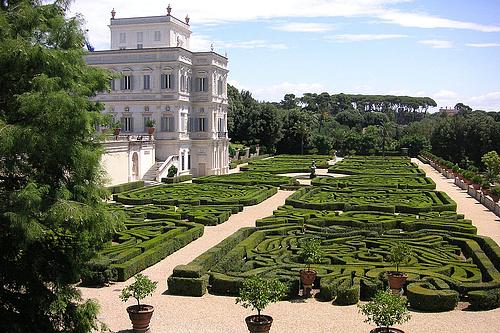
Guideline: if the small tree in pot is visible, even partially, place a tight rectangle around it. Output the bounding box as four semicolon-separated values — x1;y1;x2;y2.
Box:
491;186;500;202
236;276;287;333
387;242;412;291
471;174;483;190
298;237;325;297
358;289;411;333
119;273;158;333
145;119;156;135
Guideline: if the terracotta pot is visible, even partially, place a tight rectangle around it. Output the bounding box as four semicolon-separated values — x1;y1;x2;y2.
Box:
492;195;500;203
147;127;155;135
472;184;481;190
245;315;273;333
387;272;408;290
300;269;317;286
113;128;121;136
482;188;491;196
126;304;154;333
370;327;405;333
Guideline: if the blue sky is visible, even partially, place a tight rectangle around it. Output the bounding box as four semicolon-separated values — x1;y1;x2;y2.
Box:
71;0;500;110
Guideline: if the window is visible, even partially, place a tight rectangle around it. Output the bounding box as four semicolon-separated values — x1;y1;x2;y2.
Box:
121;117;134;132
161;74;173;89
137;32;143;43
217;79;223;95
196;77;207;92
110;79;115;91
188;154;191;169
187;76;192;92
154;31;161;41
121;75;132;90
180;74;186;91
181;155;185;171
119;32;126;44
196;117;207;132
143;75;150;90
187;117;194;132
161;116;175;132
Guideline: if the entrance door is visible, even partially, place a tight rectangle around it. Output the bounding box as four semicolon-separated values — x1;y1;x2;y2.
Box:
198;163;206;177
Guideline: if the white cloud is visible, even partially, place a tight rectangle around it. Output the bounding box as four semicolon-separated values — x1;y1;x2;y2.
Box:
376;10;500;32
469;91;500;110
329;34;407;42
272;22;336;33
418;39;453;49
70;1;500;50
190;34;287;52
241;82;328;102
434;90;459;99
466;43;500;48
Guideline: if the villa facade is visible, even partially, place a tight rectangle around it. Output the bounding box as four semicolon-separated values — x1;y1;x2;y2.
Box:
86;6;229;183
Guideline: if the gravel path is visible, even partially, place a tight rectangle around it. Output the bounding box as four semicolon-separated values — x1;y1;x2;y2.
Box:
81;159;500;333
413;158;500;244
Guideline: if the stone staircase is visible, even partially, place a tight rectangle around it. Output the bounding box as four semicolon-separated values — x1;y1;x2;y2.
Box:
142;161;163;181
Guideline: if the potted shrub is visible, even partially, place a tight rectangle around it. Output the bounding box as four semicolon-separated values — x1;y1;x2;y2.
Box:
387;242;412;290
145;119;156;135
481;181;491;196
298;237;325;297
119;273;158;333
112;121;122;136
471;174;482;190
491;186;500;202
463;170;475;185
358;289;411;333
236;276;287;333
451;164;459;176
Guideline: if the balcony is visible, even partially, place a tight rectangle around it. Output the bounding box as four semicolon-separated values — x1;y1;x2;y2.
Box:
217;131;228;139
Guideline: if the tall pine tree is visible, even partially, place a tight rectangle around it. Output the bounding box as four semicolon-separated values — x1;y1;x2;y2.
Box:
0;1;117;331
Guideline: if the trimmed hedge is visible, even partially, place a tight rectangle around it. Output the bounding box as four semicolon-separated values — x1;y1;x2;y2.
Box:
193;172;299;187
161;174;193;183
468;288;500;310
312;175;436;190
107;180;145;194
286;187;457;213
407;282;459;312
114;183;277;206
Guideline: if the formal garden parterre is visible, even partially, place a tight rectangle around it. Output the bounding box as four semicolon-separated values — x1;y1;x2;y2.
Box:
168;156;500;311
240;154;331;173
83;182;281;284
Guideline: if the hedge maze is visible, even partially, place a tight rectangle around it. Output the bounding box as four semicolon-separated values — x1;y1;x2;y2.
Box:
169;156;500;311
114;183;277;206
193;172;299;187
286;187;456;214
311;175;436;190
83;182;279;284
240;154;331;173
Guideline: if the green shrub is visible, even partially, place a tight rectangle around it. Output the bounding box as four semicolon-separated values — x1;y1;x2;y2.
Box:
468;288;500;310
358;289;411;330
406;282;459;312
167;274;209;297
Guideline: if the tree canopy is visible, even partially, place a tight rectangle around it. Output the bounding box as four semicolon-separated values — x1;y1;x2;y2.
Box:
0;1;117;332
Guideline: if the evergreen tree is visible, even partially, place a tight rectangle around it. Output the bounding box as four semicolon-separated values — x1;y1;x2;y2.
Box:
0;1;117;331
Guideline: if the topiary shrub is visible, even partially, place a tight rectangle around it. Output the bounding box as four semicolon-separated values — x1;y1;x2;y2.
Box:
468;288;500;310
406;282;459;312
167;165;178;178
358;289;411;332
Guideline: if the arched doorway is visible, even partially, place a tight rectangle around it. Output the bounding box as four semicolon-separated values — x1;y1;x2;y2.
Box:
132;152;139;180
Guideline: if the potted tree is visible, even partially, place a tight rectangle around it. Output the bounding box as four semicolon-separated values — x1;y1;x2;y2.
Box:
471;175;483;190
145;119;156;135
112;121;122;137
358;289;411;333
481;181;491;196
463;171;475;185
236;276;287;333
387;242;412;290
119;273;158;333
491;186;500;202
298;237;325;297
451;164;460;177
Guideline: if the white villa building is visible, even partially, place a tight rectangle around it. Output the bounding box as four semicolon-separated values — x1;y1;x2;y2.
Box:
86;6;230;185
